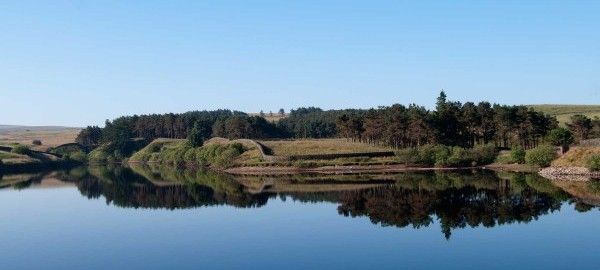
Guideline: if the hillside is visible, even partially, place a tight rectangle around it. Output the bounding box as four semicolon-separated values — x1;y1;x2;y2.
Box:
0;125;80;151
529;105;600;125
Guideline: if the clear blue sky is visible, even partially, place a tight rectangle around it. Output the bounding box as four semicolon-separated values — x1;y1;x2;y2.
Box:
1;1;599;127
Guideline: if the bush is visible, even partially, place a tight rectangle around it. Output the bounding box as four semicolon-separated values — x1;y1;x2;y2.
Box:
447;147;470;167
471;144;498;165
67;151;88;163
525;145;557;167
546;128;574;147
418;144;439;166
395;144;498;167
32;140;42;146
585;154;600;171
396;148;421;165
187;123;206;147
433;145;451;167
510;146;526;164
11;144;30;155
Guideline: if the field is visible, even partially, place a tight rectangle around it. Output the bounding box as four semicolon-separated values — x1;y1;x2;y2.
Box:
0;126;80;151
529;105;600;125
259;139;393;156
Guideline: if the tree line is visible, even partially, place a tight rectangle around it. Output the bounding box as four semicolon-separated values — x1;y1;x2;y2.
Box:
76;92;599;150
337;92;560;149
76;110;283;147
566;114;600;142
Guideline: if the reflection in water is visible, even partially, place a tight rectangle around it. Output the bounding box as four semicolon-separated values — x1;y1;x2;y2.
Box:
337;173;566;239
2;165;599;238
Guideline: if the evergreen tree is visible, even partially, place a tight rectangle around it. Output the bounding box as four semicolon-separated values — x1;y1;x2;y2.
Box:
187;122;205;147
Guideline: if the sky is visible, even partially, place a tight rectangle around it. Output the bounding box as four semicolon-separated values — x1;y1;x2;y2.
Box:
1;0;599;127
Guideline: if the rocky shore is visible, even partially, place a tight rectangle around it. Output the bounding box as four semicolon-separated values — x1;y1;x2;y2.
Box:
539;167;600;181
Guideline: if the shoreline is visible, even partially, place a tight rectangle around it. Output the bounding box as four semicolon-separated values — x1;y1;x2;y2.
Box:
5;159;597;182
225;164;490;176
0;160;81;174
539;167;600;181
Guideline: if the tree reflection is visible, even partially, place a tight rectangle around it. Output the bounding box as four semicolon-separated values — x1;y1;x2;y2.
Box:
334;172;570;239
4;166;598;238
55;165;272;209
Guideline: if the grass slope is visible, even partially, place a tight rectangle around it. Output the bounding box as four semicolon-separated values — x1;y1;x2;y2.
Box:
529;105;600;125
129;137;262;168
259;139;393;156
0;149;61;165
552;146;600;167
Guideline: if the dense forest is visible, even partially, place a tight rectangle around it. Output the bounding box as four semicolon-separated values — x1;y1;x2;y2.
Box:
336;92;558;149
76;92;600;152
76;110;283;146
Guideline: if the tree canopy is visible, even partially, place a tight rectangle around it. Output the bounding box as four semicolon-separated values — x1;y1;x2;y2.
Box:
77;92;568;152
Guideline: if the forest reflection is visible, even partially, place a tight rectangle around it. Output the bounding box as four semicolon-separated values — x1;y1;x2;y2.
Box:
2;165;599;238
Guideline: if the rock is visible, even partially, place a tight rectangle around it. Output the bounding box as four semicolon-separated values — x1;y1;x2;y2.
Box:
539;166;600;181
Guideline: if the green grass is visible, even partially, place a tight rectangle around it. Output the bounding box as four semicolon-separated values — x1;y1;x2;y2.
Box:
0;151;21;160
129;138;260;168
0;150;54;165
529;105;600;125
88;145;114;163
129;138;185;162
259;139;393;156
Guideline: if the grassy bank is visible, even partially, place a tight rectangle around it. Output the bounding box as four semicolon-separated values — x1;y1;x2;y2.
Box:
127;138;509;172
259;139;393;156
529;105;600;125
551;147;600;168
128;138;261;168
0;147;80;174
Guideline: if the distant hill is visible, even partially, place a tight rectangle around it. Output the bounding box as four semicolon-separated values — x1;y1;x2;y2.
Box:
0;125;80;133
528;105;600;125
0;125;81;151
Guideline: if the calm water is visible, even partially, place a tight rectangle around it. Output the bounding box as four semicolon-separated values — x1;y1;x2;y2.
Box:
1;166;599;270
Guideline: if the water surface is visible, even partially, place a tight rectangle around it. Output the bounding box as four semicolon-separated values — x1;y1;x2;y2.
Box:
1;166;599;269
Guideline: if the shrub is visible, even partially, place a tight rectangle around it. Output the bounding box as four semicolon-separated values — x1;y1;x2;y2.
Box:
546;128;574;147
525;145;558;167
67;151;88;163
447;147;470;167
588;180;600;194
187;123;205;147
32;140;42;146
585;154;600;171
471;144;498;165
510;146;526;164
433;145;451;167
396;144;498;167
417;145;438;166
396;148;421;165
11;144;30;155
495;152;513;164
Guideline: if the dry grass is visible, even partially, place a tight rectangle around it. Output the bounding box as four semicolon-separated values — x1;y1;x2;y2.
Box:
552;146;600;167
529;105;600;125
0;150;60;165
248;113;288;122
0;151;23;160
259;138;393;156
0;127;80;151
